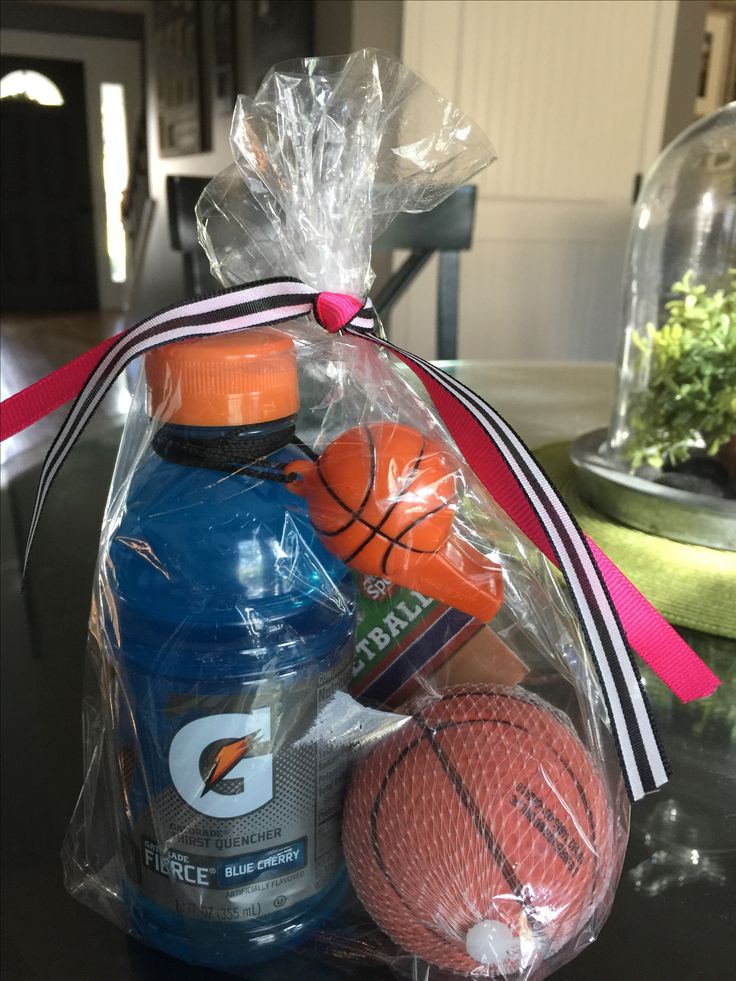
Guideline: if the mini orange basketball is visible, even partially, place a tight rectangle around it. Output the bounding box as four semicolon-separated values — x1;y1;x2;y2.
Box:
343;686;614;977
286;423;503;622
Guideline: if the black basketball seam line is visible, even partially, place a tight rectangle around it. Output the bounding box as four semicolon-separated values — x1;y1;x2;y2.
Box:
368;710;597;867
543;754;601;955
522;750;600;960
366;724;525;971
439;692;601;865
366;736;468;953
312;431;456;563
310;511;443;554
394;495;458;545
369;738;421;876
314;424;377;533
310;429;460;564
427;691;601;868
380;497;456;575
369;707;601;947
418;712;602;945
437;690;604;953
412;712;529;904
312;518;437;562
368;716;533;952
553;757;598;863
369;718;531;873
341;434;427;566
314;468;356;534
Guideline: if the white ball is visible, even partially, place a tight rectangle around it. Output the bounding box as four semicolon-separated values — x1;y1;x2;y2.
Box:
465;919;518;967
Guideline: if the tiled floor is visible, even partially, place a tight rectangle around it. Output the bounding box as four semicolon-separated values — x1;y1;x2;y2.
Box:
1;309;131;478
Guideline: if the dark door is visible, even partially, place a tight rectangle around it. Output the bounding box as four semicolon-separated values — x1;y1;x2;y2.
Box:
1;55;99;311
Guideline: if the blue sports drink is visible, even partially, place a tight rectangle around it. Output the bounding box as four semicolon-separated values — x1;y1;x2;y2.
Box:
105;330;356;968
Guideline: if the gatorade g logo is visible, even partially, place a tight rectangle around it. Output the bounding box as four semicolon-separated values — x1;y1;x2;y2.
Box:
169;709;272;818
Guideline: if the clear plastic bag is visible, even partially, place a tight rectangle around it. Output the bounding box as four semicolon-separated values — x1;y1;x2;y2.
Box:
63;49;629;981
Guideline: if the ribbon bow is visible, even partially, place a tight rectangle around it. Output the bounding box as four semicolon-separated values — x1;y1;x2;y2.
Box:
0;277;719;802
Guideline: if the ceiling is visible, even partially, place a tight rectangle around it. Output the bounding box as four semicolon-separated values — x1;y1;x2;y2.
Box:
18;0;148;12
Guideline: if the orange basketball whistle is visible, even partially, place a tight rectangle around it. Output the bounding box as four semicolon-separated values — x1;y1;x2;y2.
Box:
286;422;503;622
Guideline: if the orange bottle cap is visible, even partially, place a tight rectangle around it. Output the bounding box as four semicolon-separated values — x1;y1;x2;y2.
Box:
146;329;299;427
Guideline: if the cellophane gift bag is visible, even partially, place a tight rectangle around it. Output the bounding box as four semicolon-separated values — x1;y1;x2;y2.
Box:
62;49;631;981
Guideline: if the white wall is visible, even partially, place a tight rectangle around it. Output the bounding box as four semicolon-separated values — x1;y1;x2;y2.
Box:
1;28;142;310
393;0;704;362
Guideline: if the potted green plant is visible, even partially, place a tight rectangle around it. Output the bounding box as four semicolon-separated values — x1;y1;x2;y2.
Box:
624;270;736;496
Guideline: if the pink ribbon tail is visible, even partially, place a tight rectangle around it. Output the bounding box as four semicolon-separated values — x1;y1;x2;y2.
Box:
1;334;121;442
589;538;720;702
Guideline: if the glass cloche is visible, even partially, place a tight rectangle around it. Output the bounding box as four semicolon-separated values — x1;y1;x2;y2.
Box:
572;104;736;548
608;103;736;481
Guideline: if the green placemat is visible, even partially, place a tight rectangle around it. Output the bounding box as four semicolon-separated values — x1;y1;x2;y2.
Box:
535;442;736;639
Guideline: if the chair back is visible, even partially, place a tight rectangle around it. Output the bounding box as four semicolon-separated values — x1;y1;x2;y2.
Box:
373;185;477;359
166;177;477;358
166;175;214;296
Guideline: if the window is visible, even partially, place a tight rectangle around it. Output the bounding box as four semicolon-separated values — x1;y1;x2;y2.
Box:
0;69;64;106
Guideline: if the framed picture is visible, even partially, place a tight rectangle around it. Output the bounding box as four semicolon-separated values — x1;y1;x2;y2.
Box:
212;0;237;118
695;7;735;117
153;0;205;157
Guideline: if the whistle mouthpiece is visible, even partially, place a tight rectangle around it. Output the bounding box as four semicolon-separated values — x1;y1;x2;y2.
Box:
400;536;503;623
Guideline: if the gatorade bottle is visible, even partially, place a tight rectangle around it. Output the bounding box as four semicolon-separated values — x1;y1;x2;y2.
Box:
104;329;356;968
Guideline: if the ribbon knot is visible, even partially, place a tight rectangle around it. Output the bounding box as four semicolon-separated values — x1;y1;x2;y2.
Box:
314;292;364;333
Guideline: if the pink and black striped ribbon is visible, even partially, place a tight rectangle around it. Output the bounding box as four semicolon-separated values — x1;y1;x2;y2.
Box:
1;277;720;802
19;278;371;563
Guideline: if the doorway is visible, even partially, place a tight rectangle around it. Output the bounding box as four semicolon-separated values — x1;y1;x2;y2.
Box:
1;54;99;311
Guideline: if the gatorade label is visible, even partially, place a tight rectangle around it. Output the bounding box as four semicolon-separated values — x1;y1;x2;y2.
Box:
127;645;352;921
